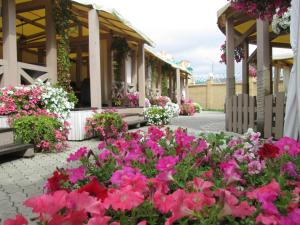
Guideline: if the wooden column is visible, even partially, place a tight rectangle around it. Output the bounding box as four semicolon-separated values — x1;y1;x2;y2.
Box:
137;42;145;107
226;18;236;98
176;68;181;104
169;73;173;98
157;63;162;95
185;76;189;99
274;65;280;94
256;19;271;132
132;50;138;90
2;0;19;86
107;37;112;106
242;41;249;94
88;9;102;108
283;66;291;92
45;0;57;83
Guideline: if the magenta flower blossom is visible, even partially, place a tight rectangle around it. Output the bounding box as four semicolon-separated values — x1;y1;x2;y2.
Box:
98;149;110;161
275;137;300;157
219;159;242;184
156;156;178;172
67;147;88;162
110;167;141;185
282;162;298;178
67;167;86;183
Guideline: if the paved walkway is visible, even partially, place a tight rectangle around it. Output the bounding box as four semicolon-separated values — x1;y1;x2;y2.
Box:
0;111;225;223
171;111;225;132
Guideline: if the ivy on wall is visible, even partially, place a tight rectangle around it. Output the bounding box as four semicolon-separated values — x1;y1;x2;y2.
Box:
53;0;73;92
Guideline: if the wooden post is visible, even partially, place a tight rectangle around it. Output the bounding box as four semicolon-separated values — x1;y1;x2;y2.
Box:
242;41;249;94
45;0;57;83
225;18;235;130
185;75;189;99
107;37;112;106
132;49;138;90
256;19;271;132
176;68;181;104
137;42;145;107
88;9;102;108
226;18;236;98
157;63;162;95
169;73;172;98
274;65;280;94
2;0;19;86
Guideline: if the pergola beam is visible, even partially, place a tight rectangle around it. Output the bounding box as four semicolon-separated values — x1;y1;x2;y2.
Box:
235;24;256;48
16;0;45;14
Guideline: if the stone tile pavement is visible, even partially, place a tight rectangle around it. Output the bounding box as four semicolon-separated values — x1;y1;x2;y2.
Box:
0;111;225;223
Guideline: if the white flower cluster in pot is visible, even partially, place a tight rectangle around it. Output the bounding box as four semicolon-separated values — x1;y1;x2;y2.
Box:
144;106;172;126
272;8;291;35
33;80;75;121
165;102;180;118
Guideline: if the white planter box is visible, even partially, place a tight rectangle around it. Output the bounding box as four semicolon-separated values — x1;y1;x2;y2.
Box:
0;116;9;128
67;109;102;141
67;107;144;141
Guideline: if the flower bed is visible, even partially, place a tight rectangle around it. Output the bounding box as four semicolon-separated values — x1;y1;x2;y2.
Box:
11;113;69;152
5;127;300;225
180;100;196;116
150;96;172;107
85;110;128;140
144;106;171;126
0;81;75;121
0;81;74;152
145;96;180;125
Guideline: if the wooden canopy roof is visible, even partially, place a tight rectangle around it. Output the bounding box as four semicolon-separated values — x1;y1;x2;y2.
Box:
1;0;153;55
217;3;291;49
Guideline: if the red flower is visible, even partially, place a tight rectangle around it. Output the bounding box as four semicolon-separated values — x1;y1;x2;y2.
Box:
78;178;107;201
45;170;69;193
4;214;28;225
258;143;280;159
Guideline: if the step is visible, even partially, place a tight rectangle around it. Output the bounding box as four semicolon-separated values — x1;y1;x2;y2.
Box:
121;113;144;118
127;118;148;129
0;128;14;146
0;143;34;158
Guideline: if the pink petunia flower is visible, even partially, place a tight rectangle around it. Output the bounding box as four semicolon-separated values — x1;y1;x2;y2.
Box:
104;189;144;212
67;167;86;183
3;214;28;225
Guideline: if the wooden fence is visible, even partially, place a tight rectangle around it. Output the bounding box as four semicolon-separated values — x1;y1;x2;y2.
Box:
226;93;285;139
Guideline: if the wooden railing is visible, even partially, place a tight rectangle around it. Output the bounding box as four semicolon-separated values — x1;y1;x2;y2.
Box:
226;93;285;139
18;62;49;84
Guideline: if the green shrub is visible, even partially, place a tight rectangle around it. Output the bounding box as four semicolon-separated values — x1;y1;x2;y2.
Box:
193;102;202;113
12;115;68;152
85;111;128;140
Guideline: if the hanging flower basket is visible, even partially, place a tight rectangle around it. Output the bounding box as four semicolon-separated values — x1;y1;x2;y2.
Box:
272;7;291;34
228;0;291;20
220;41;244;64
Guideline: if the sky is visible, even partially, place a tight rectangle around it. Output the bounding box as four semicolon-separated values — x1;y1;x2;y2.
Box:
85;0;230;80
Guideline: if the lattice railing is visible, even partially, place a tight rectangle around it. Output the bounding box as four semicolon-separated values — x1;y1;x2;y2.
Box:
18;62;49;84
